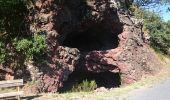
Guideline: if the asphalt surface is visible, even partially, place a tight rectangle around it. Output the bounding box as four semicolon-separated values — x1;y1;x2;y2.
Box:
125;79;170;100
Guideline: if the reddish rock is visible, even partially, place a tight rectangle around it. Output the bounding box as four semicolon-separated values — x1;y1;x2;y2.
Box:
27;0;162;92
35;46;80;92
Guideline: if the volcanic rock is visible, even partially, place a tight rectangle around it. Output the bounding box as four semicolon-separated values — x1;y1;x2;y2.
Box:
27;0;162;92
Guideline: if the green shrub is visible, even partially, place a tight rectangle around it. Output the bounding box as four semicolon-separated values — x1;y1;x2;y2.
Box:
131;5;170;56
71;80;97;92
14;34;47;61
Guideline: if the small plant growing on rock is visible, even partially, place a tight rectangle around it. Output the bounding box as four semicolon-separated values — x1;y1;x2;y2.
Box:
71;80;97;92
14;34;47;61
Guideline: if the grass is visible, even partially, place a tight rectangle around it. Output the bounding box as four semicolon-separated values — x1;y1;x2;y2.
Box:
70;80;97;92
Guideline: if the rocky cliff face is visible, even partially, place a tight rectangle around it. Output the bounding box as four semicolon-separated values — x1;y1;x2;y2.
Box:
27;0;162;92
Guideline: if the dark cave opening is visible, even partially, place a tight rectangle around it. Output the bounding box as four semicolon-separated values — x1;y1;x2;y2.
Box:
62;24;120;52
61;21;123;93
59;70;121;92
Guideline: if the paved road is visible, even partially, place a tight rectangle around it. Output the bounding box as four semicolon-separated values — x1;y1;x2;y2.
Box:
125;79;170;100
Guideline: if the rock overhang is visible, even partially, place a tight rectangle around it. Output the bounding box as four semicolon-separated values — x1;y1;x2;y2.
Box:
27;0;162;92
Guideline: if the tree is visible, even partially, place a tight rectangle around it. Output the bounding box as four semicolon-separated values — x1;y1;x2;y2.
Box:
0;0;27;38
117;0;170;9
131;5;170;56
117;0;134;9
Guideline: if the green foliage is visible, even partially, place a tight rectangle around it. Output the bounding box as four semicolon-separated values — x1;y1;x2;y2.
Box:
14;34;47;61
0;0;27;39
0;0;26;11
0;19;5;34
134;0;170;7
150;22;170;55
115;0;170;9
0;0;47;66
0;41;6;64
131;5;170;56
118;0;134;9
142;12;170;56
71;80;97;92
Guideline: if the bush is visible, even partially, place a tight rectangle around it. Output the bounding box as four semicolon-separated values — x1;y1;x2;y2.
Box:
71;80;97;92
14;34;47;61
131;5;170;56
146;19;170;56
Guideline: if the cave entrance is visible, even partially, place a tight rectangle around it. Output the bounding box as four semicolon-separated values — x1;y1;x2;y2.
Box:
59;70;121;92
62;24;120;52
61;17;123;93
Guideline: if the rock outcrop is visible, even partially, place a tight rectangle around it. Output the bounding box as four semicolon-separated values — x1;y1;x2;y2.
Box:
27;0;162;92
35;46;80;92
